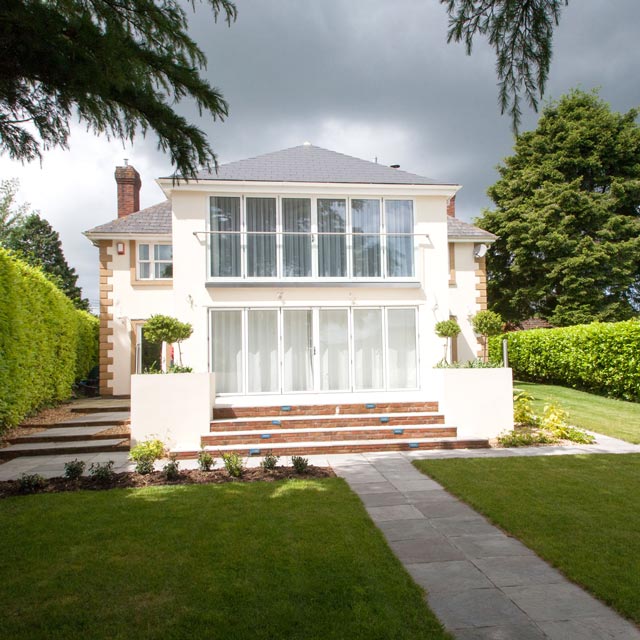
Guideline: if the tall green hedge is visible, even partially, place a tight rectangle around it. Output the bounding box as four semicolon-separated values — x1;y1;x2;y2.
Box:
0;248;99;429
489;320;640;402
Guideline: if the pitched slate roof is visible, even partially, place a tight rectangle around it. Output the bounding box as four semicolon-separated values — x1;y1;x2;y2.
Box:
85;200;172;235
447;216;496;242
86;200;495;243
182;144;450;185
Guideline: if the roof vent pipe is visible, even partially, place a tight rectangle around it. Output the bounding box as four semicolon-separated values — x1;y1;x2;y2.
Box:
390;164;400;169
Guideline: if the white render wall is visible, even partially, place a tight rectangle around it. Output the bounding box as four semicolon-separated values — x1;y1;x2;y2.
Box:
104;186;483;398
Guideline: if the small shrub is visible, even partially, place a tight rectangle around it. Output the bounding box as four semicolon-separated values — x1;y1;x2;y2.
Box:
135;458;155;475
559;427;596;444
18;473;47;494
261;451;280;471
89;460;115;483
513;391;537;426
167;364;193;373
64;458;86;480
221;452;244;478
497;429;557;447
291;455;309;474
539;403;569;432
434;359;501;369
163;455;180;480
197;448;215;471
129;439;165;462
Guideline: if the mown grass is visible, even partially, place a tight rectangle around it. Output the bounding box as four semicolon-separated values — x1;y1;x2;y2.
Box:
0;479;451;640
414;454;640;623
516;381;640;443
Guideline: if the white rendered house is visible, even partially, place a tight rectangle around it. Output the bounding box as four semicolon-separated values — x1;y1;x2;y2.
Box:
85;144;512;454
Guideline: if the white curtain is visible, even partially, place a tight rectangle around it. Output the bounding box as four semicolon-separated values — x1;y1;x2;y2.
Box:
212;310;243;393
210;197;241;277
352;199;381;277
283;310;313;392
318;199;347;277
283;199;312;277
385;200;414;277
247;198;277;277
248;310;279;392
319;309;349;390
353;309;384;390
387;309;418;389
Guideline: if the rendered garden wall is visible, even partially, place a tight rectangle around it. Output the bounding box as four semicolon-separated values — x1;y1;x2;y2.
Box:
0;248;99;429
490;320;640;402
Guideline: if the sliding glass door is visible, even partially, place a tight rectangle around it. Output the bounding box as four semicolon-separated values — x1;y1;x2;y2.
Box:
210;307;419;395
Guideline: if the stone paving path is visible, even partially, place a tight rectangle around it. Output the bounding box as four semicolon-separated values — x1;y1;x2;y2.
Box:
329;452;640;640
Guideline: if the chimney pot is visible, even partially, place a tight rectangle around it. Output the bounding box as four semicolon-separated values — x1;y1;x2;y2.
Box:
115;164;141;218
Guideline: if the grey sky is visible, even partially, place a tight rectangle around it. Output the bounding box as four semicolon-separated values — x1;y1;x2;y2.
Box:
1;0;640;309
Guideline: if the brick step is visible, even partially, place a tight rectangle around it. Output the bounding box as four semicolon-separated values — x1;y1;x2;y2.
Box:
0;438;130;460
203;425;457;446
212;401;439;419
211;412;445;431
172;437;490;459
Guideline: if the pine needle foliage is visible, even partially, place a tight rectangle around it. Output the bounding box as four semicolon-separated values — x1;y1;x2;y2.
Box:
0;0;237;178
441;0;568;131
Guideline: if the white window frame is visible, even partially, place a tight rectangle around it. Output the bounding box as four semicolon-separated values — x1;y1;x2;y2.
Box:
207;195;417;283
137;242;173;281
209;305;420;395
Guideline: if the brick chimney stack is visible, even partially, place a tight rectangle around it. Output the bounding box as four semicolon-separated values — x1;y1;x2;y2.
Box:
115;162;141;218
447;195;456;218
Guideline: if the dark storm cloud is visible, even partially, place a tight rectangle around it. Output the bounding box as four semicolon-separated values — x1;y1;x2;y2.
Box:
2;0;639;303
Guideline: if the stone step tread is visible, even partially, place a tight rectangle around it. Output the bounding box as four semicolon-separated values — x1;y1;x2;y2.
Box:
2;438;128;453
13;426;111;439
206;425;455;437
195;437;488;452
212;411;443;424
22;412;131;428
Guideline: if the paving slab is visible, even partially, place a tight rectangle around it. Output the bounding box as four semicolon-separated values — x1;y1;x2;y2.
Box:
365;504;424;522
358;492;408;507
428;588;532;629
414;500;481;520
2;438;126;453
502;583;614;622
454;623;547;639
429;515;500;537
451;534;536;559
58;411;131;425
377;518;443;541
472;556;565;587
349;481;399;495
389;537;466;563
15;426;113;439
404;489;457;503
406;560;493;593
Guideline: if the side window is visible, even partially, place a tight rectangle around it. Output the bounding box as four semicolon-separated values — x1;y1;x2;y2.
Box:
138;243;173;280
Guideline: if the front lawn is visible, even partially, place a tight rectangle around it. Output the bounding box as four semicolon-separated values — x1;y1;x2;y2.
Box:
517;381;640;444
1;479;450;640
414;454;640;624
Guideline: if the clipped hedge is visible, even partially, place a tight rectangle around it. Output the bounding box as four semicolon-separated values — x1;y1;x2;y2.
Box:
489;320;640;402
0;248;99;429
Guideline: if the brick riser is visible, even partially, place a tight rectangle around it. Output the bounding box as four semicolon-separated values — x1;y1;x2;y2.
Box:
203;427;457;446
0;441;130;460
173;439;489;460
211;414;445;431
212;401;439;419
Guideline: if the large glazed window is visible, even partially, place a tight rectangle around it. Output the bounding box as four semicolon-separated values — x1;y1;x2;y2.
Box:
352;199;381;277
353;309;384;390
210;196;241;277
246;197;277;277
282;198;312;277
247;310;279;393
319;308;350;391
211;310;243;393
318;199;347;277
283;309;313;392
387;308;418;389
385;200;414;277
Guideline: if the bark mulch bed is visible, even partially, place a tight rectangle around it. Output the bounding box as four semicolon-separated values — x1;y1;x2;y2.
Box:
0;466;336;499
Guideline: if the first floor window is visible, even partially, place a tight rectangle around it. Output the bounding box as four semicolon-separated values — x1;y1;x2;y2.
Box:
385;200;414;277
138;243;173;280
247;198;277;277
210;196;241;277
